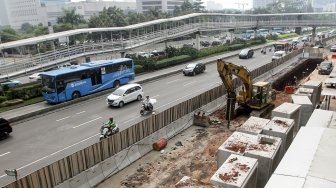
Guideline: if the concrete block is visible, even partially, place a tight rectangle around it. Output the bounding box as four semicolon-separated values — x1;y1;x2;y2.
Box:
217;132;282;188
85;164;104;187
157;126;168;139
100;156;119;178
272;102;301;137
126;144;142;164
136;134;154;156
295;87;313;102
211;154;258;188
305;109;334;128
236;116;270;135
302;80;322;107
263;117;294;159
68;171;90;188
113;149;131;172
291;95;313;129
165;122;176;139
54;181;70;188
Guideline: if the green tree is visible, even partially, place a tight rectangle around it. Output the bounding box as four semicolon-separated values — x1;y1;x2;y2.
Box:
33;23;48;36
193;0;205;12
0;27;20;42
181;0;194;13
88;6;127;28
21;23;34;33
57;8;85;28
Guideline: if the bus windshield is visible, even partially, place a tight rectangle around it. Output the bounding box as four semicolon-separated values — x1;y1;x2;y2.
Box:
41;75;56;93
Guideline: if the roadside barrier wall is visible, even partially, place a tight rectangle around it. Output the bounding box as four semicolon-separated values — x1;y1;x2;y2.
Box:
2;49;304;188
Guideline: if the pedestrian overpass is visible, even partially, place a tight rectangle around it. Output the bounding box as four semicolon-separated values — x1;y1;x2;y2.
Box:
1;12;336;78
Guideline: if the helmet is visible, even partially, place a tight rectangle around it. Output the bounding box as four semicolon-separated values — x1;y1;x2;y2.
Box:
109;117;113;121
146;96;149;99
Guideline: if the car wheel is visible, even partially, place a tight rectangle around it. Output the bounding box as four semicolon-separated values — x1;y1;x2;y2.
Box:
137;95;142;101
119;101;124;108
113;80;120;88
193;71;196;76
72;91;81;100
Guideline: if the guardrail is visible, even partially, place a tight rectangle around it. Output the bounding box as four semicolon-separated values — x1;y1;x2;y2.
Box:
1;48;304;188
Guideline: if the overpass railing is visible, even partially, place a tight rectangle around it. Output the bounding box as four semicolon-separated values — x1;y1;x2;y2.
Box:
1;12;336;77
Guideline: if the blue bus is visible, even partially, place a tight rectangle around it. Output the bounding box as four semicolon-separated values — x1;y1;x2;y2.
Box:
40;58;135;103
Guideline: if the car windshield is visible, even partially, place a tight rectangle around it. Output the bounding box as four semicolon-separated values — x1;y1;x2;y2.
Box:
112;89;125;96
41;75;56;93
186;64;196;68
240;49;249;54
274;53;282;57
320;62;330;68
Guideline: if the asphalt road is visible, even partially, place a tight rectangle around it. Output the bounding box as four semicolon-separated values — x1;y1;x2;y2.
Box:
0;50;275;178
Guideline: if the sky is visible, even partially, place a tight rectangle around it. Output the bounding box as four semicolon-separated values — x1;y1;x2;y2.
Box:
70;0;253;10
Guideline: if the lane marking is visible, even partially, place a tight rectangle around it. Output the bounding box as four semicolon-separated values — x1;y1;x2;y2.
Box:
56;116;70;122
167;79;180;84
72;117;102;129
0;152;10;157
17;133;99;170
152;94;160;98
76;111;86;115
183;81;196;86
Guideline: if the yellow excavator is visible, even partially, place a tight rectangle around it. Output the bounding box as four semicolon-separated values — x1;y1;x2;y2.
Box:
216;59;276;120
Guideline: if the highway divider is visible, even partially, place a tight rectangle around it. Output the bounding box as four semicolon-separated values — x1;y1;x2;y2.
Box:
1;48;304;188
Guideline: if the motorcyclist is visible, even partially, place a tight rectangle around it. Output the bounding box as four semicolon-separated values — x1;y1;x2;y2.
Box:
104;117;116;129
143;96;153;111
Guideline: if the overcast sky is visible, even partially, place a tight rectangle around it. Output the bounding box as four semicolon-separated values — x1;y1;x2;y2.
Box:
70;0;253;10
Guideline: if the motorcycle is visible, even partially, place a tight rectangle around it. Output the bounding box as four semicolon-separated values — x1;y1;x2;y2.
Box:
140;98;157;116
99;124;119;141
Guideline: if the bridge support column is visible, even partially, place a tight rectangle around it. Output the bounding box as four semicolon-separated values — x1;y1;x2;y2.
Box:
229;29;234;44
312;27;316;45
195;32;201;50
120;51;125;58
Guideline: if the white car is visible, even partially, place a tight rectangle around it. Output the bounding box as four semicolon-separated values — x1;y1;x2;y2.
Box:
29;72;43;80
272;51;286;61
106;83;144;107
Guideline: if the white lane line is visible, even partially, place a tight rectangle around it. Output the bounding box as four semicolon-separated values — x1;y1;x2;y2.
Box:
152;94;160;98
76;111;86;115
183;81;196;86
56;116;70;122
167;79;180;84
0;152;10;157
72;117;102;129
17;133;99;170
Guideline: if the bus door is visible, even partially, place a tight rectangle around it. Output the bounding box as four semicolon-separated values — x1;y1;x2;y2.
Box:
56;79;67;102
90;68;102;85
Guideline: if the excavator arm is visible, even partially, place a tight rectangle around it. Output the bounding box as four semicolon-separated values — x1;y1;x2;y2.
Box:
216;59;252;104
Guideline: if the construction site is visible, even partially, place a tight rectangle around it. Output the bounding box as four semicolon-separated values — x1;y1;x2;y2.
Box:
96;50;336;188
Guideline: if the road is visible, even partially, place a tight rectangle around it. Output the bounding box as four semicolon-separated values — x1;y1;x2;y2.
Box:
0;50;275;178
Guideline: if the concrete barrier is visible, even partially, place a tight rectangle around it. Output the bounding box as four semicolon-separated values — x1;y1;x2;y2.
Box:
165;122;176;139
126;144;142;164
68;171;90;188
100;156;119;178
54;181;70;188
157;126;169;139
136;134;155;156
113;149;131;171
85;164;105;187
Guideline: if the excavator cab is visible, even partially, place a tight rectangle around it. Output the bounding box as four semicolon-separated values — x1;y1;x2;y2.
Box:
250;81;276;110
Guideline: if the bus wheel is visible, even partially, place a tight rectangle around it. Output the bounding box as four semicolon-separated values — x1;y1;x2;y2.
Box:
72;91;81;100
113;80;120;88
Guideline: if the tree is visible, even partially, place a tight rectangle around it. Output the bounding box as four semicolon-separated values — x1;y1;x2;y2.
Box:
181;0;194;13
0;27;20;42
33;23;48;36
88;6;128;28
21;23;34;33
193;0;205;12
57;8;85;28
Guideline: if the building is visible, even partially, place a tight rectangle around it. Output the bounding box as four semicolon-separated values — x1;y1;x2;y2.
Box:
46;1;136;25
136;0;185;13
41;0;70;6
0;0;47;29
252;0;275;9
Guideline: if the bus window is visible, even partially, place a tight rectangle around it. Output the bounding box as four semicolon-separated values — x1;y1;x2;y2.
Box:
41;76;56;93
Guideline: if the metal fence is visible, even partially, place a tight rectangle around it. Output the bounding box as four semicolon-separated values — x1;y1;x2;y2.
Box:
2;49;303;188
